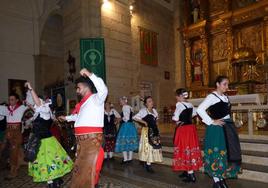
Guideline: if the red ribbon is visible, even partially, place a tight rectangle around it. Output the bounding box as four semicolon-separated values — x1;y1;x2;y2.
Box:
72;94;92;115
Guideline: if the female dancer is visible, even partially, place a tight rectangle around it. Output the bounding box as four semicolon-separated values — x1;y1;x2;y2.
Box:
172;88;203;183
25;82;73;188
115;96;139;163
197;76;241;188
133;96;162;173
104;102;121;160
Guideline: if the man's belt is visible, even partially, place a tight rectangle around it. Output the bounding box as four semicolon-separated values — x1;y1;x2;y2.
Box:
75;133;102;142
7;123;21;130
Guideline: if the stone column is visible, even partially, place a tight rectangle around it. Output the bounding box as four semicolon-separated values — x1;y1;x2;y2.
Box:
174;0;185;88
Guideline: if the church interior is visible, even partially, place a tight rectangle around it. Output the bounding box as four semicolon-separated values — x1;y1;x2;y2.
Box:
1;0;268;187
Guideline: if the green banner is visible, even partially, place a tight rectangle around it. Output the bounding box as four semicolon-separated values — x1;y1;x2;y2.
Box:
80;38;106;82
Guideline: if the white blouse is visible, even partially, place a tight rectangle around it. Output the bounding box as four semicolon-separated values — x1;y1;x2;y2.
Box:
122;105;133;122
197;92;231;125
133;108;158;120
33;103;52;121
105;108;121;122
172;102;196;122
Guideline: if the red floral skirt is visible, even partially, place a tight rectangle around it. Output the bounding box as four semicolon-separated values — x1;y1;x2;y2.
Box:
172;124;203;171
103;135;116;152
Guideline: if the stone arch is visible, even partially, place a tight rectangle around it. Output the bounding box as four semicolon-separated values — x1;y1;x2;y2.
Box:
35;12;64;95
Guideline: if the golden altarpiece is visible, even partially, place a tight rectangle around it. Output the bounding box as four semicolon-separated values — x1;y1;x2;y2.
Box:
181;0;268;98
180;0;268;136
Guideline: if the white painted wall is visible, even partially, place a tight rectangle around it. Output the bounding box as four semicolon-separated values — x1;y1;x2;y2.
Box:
0;0;36;102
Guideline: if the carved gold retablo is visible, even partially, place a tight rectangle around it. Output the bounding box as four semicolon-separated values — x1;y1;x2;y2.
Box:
231;47;257;64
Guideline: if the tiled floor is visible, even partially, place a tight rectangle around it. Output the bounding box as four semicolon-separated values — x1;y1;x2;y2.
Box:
1;159;268;188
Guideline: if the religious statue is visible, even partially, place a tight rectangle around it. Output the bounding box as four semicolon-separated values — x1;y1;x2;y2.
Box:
191;41;203;83
190;0;200;23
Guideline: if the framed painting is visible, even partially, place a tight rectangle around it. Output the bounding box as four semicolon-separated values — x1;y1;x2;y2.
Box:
8;79;27;101
51;86;66;116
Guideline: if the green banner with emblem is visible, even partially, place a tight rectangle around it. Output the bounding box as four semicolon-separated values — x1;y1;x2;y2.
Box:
80;38;106;82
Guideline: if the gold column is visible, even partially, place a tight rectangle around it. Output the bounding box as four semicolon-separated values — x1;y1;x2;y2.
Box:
264;16;268;60
225;19;234;80
184;39;192;88
201;31;209;86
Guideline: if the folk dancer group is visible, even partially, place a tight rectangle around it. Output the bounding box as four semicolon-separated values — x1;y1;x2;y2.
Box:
0;70;241;188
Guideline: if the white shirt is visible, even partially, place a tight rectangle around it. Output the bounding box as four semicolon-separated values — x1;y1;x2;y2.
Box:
122;105;133;122
133;108;158;120
197;92;231;125
172;102;196;122
0;105;28;123
105;108;121;118
33;103;52;120
66;73;108;128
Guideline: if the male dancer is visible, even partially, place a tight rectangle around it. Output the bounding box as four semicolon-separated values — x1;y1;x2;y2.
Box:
59;68;108;188
0;93;28;179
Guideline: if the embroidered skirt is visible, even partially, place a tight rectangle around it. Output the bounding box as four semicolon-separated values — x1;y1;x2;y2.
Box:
115;122;139;152
172;124;203;171
139;127;163;163
204;125;241;179
28;136;73;182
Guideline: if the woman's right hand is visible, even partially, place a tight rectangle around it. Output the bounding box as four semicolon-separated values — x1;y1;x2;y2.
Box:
25;82;33;90
144;122;148;127
213;119;225;126
58;116;66;122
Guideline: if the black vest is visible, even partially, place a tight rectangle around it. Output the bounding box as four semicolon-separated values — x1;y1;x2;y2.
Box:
178;103;193;125
104;112;117;135
32;115;52;138
120;109;133;123
207;93;231;120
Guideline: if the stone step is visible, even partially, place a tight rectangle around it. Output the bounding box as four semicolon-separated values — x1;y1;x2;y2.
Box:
114;153;268;183
160;137;268;153
161;147;268;167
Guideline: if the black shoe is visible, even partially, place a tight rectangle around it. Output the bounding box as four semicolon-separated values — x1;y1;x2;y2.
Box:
127;160;133;164
220;180;229;188
182;173;196;183
121;160;128;164
179;171;188;178
213;182;222;188
109;157;115;161
47;183;54;188
140;161;145;166
53;178;64;188
145;164;154;173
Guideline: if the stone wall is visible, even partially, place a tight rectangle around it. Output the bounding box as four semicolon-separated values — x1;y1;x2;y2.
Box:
101;0;176;110
0;0;36;102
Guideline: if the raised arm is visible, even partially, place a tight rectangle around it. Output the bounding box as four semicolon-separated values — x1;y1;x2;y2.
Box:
25;82;42;107
80;68;108;103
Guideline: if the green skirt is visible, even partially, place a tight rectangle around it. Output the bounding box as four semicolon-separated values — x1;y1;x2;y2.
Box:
28;136;73;182
204;125;241;179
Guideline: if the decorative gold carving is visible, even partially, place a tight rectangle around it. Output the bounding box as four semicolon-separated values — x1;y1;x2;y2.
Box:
181;0;268;96
209;0;229;15
211;33;228;62
185;40;192;88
